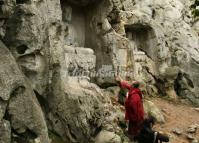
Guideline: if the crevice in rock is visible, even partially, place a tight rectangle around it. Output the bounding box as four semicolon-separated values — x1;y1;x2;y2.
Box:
91;123;102;138
48;130;65;143
174;72;195;97
16;0;29;4
78;98;83;105
98;82;118;89
152;9;156;19
66;0;96;7
34;90;49;113
11;86;26;97
183;73;194;88
11;128;38;143
143;66;156;80
3;107;11;122
138;48;153;60
67;124;77;141
191;57;199;65
0;0;4;5
174;73;181;96
16;45;28;55
155;78;166;96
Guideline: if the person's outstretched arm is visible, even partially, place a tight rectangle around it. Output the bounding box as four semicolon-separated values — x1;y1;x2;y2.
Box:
116;76;131;90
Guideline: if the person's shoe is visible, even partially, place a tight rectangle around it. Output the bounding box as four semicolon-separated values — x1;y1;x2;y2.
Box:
157;133;169;142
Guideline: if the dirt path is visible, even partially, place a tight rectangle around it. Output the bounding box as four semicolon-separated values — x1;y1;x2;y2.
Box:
151;98;199;143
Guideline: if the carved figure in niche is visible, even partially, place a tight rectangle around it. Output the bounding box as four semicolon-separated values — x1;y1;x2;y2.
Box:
126;31;137;52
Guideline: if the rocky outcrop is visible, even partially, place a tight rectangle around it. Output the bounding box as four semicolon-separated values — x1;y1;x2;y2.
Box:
0;41;49;142
48;75;105;142
0;120;11;143
95;130;122;143
120;0;199;104
144;100;165;123
1;0;106;142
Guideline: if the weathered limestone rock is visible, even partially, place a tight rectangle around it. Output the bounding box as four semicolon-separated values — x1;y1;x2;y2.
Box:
48;75;105;142
95;130;122;143
160;66;180;99
4;4;49;97
172;128;183;135
119;0;199;104
186;133;195;140
0;120;11;143
144;100;165;123
0;0;14;19
64;46;96;78
187;124;198;133
0;100;6;121
0;41;50;143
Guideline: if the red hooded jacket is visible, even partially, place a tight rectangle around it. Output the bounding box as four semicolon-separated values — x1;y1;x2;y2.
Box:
120;81;144;132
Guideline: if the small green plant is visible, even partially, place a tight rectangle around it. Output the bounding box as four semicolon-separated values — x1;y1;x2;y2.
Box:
48;131;65;143
190;0;199;18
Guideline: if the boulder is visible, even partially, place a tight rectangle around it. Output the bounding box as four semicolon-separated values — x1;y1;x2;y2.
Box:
187;124;198;133
95;130;122;143
48;76;105;142
172;128;183;135
144;100;165;123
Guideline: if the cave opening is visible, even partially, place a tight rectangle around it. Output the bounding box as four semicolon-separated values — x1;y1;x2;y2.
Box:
0;0;4;5
12;129;38;142
125;24;158;61
60;0;115;86
16;44;28;54
61;0;97;49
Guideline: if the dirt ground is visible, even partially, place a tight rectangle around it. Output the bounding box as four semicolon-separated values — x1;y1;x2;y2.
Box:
151;98;199;143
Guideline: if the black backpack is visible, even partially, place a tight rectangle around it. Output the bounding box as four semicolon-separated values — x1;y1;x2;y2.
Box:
118;88;128;105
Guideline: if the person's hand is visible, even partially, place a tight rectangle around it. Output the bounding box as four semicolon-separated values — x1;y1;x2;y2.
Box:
115;75;122;82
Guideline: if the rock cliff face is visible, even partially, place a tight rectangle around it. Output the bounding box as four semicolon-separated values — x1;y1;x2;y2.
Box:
0;0;198;142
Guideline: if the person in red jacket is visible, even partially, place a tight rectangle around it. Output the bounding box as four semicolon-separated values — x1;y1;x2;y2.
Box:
116;76;144;139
